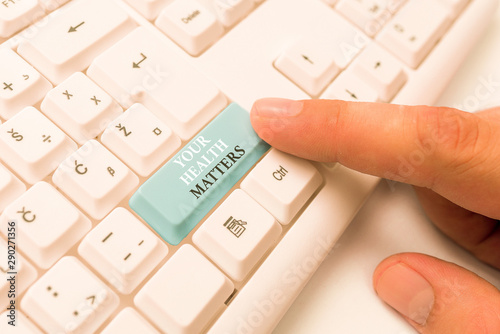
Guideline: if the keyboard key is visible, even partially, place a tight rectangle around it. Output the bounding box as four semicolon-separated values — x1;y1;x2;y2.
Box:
124;0;171;20
78;207;168;294
135;245;234;334
377;0;452;68
274;17;368;96
87;27;227;140
193;189;281;281
155;0;224;56
321;69;380;102
0;162;25;213
17;0;136;83
241;149;323;224
0;48;52;119
0;107;77;184
39;0;70;12
438;0;470;18
21;256;119;334
0;0;44;38
202;0;254;27
336;0;406;36
41;72;123;145
101;103;181;177
0;182;91;269
130;103;269;245
0;310;43;333
52;140;139;219
0;239;37;310
351;43;407;102
101;307;160;334
274;34;341;96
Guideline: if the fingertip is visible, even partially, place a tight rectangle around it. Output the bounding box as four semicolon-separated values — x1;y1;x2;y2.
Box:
373;253;500;333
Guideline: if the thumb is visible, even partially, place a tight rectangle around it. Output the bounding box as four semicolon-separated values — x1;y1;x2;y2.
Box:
373;253;500;333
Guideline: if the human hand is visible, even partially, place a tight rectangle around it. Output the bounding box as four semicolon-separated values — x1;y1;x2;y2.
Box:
250;98;500;333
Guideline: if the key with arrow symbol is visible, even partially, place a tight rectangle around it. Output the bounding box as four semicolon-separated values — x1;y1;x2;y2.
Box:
68;22;85;33
302;54;314;64
132;53;147;68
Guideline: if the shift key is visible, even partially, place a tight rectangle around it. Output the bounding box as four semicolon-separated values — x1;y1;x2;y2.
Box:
129;104;270;245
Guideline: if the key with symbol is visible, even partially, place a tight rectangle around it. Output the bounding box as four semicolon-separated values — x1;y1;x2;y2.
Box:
21;256;119;334
0;0;45;38
101;103;181;177
320;68;380;102
351;43;407;102
155;0;224;56
0;107;77;184
41;72;123;144
0;48;52;120
241;149;323;225
377;0;452;68
78;207;168;293
274;16;368;96
17;0;136;84
87;27;227;140
52;140;139;219
193;189;282;281
0;182;91;269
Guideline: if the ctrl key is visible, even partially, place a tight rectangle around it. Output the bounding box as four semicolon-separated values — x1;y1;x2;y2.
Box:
135;245;234;334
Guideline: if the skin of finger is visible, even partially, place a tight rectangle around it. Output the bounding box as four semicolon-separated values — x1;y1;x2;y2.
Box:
250;100;500;219
373;253;500;334
413;186;500;269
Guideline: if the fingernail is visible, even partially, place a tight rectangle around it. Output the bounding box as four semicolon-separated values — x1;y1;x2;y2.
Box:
375;263;434;325
252;98;303;118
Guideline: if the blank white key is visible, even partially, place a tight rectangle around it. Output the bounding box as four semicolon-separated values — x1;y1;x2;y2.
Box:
241;149;323;224
21;256;119;334
101;103;181;177
41;72;123;144
336;0;406;36
351;43;407;102
124;0;171;20
88;27;227;140
78;207;168;294
198;0;254;27
0;0;44;38
193;189;281;281
377;0;452;68
53;140;139;219
135;245;234;334
0;48;52;119
0;107;77;184
321;69;380;102
39;0;70;12
274;34;340;96
17;0;136;84
0;182;91;269
155;0;224;56
101;308;160;334
0;310;43;333
0;239;37;310
438;0;469;18
0;163;25;213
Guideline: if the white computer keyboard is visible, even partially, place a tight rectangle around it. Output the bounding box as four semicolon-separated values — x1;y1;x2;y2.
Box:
0;0;497;333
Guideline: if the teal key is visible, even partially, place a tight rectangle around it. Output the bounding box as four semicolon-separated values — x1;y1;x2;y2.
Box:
129;103;270;245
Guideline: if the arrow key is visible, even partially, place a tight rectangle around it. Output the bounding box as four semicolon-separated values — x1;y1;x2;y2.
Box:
321;69;380;102
275;34;340;97
351;43;407;102
17;0;136;84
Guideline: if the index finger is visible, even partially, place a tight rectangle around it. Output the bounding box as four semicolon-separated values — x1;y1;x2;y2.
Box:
250;98;500;219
